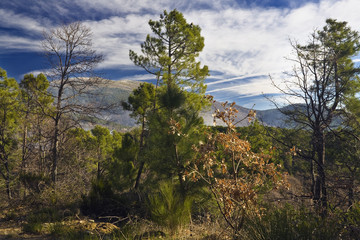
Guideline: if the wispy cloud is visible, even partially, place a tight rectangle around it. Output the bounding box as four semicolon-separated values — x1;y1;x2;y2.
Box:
1;0;360;109
23;69;51;78
207;76;279;95
0;35;41;52
85;14;156;68
206;74;266;86
0;9;49;35
116;73;156;82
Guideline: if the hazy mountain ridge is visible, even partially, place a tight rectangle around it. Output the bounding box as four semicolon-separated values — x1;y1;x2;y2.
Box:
50;79;287;129
201;101;287;128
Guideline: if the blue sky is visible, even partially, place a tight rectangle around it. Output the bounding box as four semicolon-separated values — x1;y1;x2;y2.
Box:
1;0;360;109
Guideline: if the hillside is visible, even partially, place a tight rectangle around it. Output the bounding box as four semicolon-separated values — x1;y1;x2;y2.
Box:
201;101;287;127
50;79;287;129
93;79;142;129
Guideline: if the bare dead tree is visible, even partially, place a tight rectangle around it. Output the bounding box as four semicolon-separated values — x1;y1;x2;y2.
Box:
269;19;360;215
42;22;104;185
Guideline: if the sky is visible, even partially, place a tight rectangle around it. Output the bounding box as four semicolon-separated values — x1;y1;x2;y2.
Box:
1;0;360;109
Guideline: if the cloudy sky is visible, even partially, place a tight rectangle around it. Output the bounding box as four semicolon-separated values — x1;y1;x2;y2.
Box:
1;0;360;109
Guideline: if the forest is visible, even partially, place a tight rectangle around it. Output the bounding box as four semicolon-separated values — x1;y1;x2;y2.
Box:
0;9;360;240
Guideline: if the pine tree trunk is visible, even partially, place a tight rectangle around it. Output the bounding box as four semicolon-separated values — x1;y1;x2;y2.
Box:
348;174;354;208
313;130;327;216
21;123;28;198
134;116;146;189
6;174;11;200
2;155;12;200
51;117;60;185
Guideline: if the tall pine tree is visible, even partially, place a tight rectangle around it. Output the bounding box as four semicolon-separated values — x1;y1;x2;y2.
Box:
128;9;209;192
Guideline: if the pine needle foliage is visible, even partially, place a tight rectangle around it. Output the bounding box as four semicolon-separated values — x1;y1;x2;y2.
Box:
147;181;192;234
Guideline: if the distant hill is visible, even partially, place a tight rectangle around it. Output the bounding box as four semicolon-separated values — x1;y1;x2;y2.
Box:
48;79;141;130
201;101;254;127
49;79;288;130
201;101;289;128
93;79;142;129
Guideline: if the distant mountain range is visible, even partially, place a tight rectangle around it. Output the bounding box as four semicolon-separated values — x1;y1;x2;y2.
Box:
52;79;288;130
201;101;288;128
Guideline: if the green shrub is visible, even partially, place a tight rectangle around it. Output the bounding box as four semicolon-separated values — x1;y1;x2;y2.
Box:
81;178;115;216
22;207;63;235
20;172;50;194
242;206;297;240
22;221;43;234
147;181;192;234
4;210;18;221
242;205;344;240
342;203;360;240
29;207;62;222
190;186;219;222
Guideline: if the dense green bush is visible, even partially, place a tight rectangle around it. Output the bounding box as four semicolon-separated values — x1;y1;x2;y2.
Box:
81;178;116;216
241;204;360;240
22;221;43;234
147;181;192;234
22;207;63;234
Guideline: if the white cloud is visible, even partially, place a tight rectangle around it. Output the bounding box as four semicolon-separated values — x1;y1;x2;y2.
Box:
0;35;41;51
22;69;50;78
116;73;156;82
84;14;156;68
74;0;164;14
73;0;236;15
2;0;360;109
183;0;360;108
207;75;280;96
0;9;49;34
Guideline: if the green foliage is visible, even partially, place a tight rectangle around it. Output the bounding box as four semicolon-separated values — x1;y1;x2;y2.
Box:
145;103;205;192
81;178;115;216
319;19;360;87
144;90;206;190
80;129;138;217
346;203;360;226
278;19;360;212
129;9;208;93
20;73;53;113
68;128;95;150
241;204;360;240
0;68;20;144
91;125;113;178
30;207;63;222
22;221;43;234
0;67;21;199
190;186;219;221
237;120;272;153
20;172;50;193
325;129;360;207
243;206;298;240
123;82;156;121
109;132;137;190
22;207;62;235
237;121;287;169
4;17;360;240
147;181;192;234
127;9;210;194
158;84;186;110
91;125;111;147
64;126;125;202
